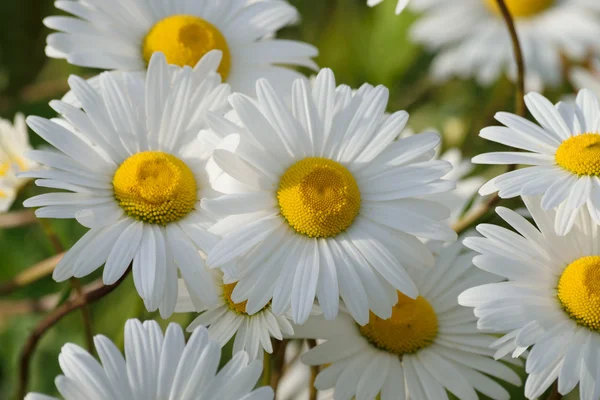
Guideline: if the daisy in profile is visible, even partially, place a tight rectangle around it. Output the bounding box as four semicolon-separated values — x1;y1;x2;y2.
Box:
44;0;317;96
367;0;410;14
410;0;600;90
22;52;231;317
0;114;37;212
203;68;457;326
295;242;521;400
175;272;295;360
460;196;600;400
473;89;600;235
25;319;273;400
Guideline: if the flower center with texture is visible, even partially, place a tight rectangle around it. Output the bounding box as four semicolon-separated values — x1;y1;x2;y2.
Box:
222;282;269;315
277;157;361;238
558;256;600;332
485;0;554;18
113;151;197;225
555;133;600;176
143;15;231;80
359;292;438;355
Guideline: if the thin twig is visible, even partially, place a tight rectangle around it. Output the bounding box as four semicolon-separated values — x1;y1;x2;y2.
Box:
270;339;289;393
307;339;318;400
0;210;37;229
37;218;94;353
0;253;63;296
453;0;524;234
0;279;104;317
547;382;563;400
496;0;526;116
16;270;130;400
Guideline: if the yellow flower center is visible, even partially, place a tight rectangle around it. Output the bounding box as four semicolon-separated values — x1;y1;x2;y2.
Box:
558;256;600;331
0;189;6;199
485;0;554;18
359;293;438;355
0;161;10;177
222;282;249;314
277;158;361;238
112;151;197;225
555;133;600;176
142;15;231;80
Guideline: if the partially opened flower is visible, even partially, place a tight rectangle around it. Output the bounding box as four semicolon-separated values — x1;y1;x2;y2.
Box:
474;89;600;235
0;113;37;212
410;0;600;90
175;271;296;360
203;68;457;326
22;53;231;317
25;319;273;400
367;0;410;14
44;0;317;96
460;196;600;400
296;242;521;400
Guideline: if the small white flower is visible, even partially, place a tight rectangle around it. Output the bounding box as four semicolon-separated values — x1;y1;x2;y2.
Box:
460;196;600;400
22;53;232;317
44;0;317;97
203;68;457;326
0;113;37;212
474;89;600;236
367;0;410;14
410;0;600;90
25;319;273;400
175;271;296;361
296;241;521;400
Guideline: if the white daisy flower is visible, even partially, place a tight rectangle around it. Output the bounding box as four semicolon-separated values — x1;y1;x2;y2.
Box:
410;0;600;90
25;319;274;400
21;52;232;317
175;271;295;361
473;89;600;236
460;196;600;400
295;241;521;400
0;113;37;212
367;0;410;14
202;68;457;326
44;0;317;96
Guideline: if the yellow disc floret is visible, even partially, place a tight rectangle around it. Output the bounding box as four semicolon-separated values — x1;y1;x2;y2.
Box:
556;133;600;176
113;151;197;225
222;282;249;314
485;0;554;18
143;15;231;80
558;256;600;331
359;292;438;355
277;158;360;238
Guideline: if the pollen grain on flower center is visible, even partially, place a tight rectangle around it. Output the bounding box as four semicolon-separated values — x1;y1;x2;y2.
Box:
555;133;600;176
277;157;361;238
484;0;554;18
558;255;600;332
143;14;231;80
359;292;438;355
113;151;197;225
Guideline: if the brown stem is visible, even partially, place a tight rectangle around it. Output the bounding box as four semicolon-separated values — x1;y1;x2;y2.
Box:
270;339;289;393
307;339;319;400
547;382;563;400
496;0;526;117
453;0;524;234
36;218;94;353
16;269;130;400
0;210;37;229
0;253;63;296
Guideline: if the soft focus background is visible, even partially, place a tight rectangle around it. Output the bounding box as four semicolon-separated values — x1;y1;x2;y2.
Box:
0;0;581;398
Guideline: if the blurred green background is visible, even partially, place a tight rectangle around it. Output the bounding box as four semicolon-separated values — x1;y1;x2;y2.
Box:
0;0;581;398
